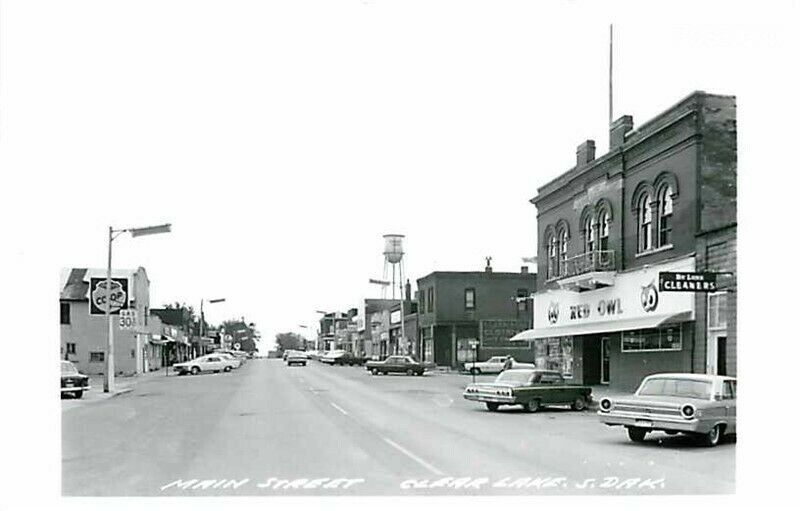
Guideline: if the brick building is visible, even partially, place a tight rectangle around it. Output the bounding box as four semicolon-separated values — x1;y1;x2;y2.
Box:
417;262;537;369
512;91;737;391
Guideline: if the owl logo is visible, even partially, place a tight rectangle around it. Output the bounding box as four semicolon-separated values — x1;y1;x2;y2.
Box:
640;280;659;312
547;302;560;324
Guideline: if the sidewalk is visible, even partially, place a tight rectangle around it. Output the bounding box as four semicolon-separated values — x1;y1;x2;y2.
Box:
71;369;172;405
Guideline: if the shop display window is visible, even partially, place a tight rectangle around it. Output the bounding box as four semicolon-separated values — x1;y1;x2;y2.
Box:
622;326;682;352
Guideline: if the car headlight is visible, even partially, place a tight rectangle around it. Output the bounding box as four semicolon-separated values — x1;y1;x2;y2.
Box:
681;404;695;419
600;398;613;411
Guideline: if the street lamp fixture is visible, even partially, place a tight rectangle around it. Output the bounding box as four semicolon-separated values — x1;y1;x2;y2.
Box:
199;297;226;352
105;222;171;393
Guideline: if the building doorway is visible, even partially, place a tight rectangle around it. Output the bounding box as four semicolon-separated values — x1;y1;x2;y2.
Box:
717;337;728;376
600;337;610;384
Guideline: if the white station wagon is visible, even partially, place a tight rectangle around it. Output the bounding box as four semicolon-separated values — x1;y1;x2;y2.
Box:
463;356;535;375
174;355;237;375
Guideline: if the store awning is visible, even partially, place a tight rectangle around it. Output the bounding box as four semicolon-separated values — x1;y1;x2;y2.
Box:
510;311;693;341
149;334;172;345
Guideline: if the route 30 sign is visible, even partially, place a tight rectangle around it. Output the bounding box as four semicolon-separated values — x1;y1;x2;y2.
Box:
90;277;129;315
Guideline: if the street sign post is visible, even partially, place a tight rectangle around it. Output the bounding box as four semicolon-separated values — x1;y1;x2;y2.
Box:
467;339;480;384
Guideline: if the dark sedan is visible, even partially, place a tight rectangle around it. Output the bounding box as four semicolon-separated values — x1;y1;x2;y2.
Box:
366;355;430;376
61;361;90;399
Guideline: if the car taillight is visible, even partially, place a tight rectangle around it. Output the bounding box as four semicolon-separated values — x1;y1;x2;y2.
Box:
681;404;695;419
600;398;612;411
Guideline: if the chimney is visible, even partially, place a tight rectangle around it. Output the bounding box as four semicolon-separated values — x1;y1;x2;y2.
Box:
576;140;596;167
609;115;633;149
521;266;529;274
485;256;493;273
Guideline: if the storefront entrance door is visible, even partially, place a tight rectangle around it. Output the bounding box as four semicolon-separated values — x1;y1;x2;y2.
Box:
600;337;610;384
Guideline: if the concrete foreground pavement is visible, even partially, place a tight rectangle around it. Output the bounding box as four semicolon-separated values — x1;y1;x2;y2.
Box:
62;359;735;496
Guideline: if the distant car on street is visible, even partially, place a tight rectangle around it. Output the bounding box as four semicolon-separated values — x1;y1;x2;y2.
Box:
463;356;535;375
174;354;237;375
285;351;309;366
597;373;737;447
463;369;592;412
210;351;243;368
215;350;247;365
61;360;90;399
329;351;368;366
366;355;431;376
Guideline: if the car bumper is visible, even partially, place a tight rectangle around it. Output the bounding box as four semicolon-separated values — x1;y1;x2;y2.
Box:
463;393;516;404
598;411;711;433
61;385;90;392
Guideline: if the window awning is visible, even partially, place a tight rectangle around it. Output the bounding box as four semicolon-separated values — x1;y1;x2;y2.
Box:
510;311;693;341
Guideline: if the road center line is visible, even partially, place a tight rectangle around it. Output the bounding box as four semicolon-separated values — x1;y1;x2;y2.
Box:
330;401;349;415
382;437;444;475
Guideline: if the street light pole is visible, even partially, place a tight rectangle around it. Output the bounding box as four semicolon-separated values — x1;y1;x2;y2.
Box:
105;226;115;393
104;222;171;393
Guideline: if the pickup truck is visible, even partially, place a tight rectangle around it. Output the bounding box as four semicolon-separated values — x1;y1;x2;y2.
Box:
463;356;535;375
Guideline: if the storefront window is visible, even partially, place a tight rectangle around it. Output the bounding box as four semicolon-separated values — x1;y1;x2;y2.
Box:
622;326;682;352
534;336;573;377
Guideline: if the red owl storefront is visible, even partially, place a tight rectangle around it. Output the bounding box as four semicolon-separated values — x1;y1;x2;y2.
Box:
511;256;698;392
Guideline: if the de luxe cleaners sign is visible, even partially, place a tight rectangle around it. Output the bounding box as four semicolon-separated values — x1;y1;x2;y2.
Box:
90;277;130;315
659;272;720;292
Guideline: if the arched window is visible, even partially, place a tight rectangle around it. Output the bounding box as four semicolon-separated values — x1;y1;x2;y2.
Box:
598;209;610;251
658;185;674;247
558;229;568;277
547;232;558;279
637;193;653;253
584;216;595;253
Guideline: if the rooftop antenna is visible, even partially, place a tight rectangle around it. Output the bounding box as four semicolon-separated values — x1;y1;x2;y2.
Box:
609;23;614;132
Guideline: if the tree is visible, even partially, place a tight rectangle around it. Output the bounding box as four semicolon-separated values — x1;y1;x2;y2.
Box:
275;332;304;353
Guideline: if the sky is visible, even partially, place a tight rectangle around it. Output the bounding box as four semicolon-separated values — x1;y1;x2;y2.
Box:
2;1;794;352
4;1;800;509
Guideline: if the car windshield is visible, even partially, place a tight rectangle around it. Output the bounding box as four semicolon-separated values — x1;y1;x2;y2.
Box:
495;371;534;384
61;361;77;374
638;378;713;400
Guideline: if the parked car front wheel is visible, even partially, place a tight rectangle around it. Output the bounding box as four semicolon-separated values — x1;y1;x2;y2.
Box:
371;368;379;375
702;424;723;447
571;396;587;411
73;390;83;399
627;427;647;442
224;366;232;372
486;402;499;412
470;367;481;375
406;369;415;376
191;366;200;375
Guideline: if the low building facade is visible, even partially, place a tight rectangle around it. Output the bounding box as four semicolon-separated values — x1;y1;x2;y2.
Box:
60;267;152;376
416;264;537;369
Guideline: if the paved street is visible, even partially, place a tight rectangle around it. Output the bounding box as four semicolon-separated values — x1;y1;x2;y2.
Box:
62;359;735;496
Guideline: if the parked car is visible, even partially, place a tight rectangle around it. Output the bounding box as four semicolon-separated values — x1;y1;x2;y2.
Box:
329;351;368;366
174;354;237;375
319;350;345;364
285;351;309;366
463;369;592;412
463;356;535;375
211;351;243;368
366;355;431;376
215;349;247;365
597;373;736;447
61;360;90;399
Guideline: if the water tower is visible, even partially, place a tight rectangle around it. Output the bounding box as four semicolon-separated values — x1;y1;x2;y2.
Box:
382;234;405;300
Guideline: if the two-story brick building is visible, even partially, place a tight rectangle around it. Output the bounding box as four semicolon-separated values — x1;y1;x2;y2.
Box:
512;91;737;391
417;263;537;369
